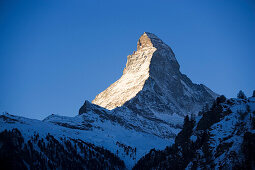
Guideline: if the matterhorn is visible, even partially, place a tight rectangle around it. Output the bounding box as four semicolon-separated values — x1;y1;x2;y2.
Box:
91;32;217;137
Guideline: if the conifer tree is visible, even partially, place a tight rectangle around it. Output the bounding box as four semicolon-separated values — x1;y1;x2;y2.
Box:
237;90;247;99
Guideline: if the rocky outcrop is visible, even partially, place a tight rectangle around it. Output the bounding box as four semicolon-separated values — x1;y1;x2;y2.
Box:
79;100;107;115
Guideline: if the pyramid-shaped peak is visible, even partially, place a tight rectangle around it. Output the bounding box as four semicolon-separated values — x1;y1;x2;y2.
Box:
143;32;161;40
137;32;166;51
92;32;217;112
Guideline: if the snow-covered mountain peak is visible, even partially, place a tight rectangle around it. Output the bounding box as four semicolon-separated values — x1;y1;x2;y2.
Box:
92;32;216;113
92;33;154;110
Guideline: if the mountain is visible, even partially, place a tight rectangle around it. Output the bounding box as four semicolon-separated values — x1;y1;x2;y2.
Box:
133;96;255;169
0;32;219;169
93;32;217;115
46;32;218;141
90;32;218;138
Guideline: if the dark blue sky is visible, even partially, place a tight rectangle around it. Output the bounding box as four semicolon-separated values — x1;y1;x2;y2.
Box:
1;0;254;119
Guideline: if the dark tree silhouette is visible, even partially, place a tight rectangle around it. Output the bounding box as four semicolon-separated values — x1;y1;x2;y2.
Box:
237;90;247;99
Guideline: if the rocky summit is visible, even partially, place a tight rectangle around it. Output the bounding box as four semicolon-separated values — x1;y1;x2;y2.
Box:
93;32;217;120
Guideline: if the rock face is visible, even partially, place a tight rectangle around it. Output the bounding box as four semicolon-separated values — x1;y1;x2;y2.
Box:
93;32;217;117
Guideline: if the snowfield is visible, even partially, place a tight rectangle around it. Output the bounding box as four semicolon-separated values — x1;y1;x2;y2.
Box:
0;111;172;169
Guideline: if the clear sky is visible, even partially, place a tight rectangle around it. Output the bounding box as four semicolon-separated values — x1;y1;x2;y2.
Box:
0;0;254;120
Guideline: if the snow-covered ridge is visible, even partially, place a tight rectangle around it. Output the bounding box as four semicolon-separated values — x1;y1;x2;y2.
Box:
133;96;255;169
0;111;171;169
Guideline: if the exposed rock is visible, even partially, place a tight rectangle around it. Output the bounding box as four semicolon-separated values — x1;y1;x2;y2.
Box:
79;100;106;115
93;32;217;120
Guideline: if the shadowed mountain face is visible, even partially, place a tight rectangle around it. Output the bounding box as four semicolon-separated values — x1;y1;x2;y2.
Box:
93;32;217;117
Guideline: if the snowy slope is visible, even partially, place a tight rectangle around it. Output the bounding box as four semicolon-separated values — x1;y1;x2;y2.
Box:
203;97;255;169
133;96;255;169
0;126;125;169
0;111;171;169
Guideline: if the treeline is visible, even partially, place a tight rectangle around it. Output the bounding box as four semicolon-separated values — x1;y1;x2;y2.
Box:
0;129;125;170
116;141;136;160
